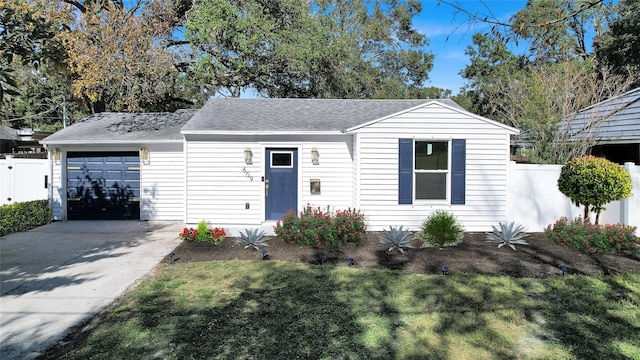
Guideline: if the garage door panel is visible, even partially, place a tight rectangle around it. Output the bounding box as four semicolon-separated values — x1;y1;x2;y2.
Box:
67;152;140;220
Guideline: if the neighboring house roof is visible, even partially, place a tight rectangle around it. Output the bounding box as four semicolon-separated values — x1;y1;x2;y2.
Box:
41;109;197;145
0;126;20;141
566;87;640;144
181;98;510;135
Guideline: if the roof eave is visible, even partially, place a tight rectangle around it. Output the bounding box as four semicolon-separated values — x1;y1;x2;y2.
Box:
40;139;183;145
344;99;521;134
180;130;345;136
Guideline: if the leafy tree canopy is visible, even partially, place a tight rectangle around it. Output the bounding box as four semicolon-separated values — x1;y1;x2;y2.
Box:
594;0;640;87
185;0;434;98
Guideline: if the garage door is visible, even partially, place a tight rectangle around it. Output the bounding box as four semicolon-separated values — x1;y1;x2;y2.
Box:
67;152;140;220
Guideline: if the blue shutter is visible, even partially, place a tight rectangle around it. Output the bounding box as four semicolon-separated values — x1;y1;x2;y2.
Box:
451;139;466;204
398;138;413;204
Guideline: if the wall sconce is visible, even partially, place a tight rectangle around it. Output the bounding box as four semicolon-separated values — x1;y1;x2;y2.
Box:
139;147;149;163
311;147;319;165
53;147;61;161
244;147;253;164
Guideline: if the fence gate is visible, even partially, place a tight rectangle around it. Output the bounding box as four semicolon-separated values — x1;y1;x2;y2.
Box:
0;157;49;206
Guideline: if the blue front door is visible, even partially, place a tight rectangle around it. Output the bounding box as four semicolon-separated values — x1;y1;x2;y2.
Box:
265;148;298;220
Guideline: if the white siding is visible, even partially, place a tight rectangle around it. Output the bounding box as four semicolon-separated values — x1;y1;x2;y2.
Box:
353;103;514;232
51;157;63;220
184;136;354;226
300;141;354;211
140;143;184;220
185;140;264;225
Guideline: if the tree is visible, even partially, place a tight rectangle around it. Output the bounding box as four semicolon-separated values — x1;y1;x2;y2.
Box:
58;0;199;112
185;0;434;98
460;33;528;119
558;155;632;224
477;60;632;164
0;0;70;103
594;0;640;87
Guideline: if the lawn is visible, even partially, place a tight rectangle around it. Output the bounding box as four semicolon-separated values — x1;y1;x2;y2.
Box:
46;260;640;360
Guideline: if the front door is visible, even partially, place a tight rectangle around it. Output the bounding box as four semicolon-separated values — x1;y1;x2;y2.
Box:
265;148;298;220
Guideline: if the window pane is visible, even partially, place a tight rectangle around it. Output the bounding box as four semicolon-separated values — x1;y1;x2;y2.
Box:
415;173;446;200
272;153;292;167
415;141;448;170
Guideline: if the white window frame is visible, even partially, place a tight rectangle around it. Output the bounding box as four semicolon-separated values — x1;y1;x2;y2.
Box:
270;151;294;169
414;139;451;202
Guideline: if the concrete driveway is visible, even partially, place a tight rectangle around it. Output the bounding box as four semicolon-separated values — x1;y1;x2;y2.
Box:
0;221;183;359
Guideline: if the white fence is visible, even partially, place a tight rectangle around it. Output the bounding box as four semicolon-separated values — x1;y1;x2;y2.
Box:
508;162;640;231
0;156;49;206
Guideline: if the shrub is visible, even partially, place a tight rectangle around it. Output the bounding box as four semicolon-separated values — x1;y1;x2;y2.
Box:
179;220;226;244
0;200;52;236
274;205;366;247
332;208;366;246
544;216;639;255
418;210;464;248
558;156;633;225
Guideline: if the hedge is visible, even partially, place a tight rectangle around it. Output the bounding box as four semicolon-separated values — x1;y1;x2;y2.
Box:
0;200;52;237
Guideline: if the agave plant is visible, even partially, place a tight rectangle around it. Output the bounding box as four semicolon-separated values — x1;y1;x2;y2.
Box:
378;225;415;254
235;228;270;251
486;222;529;251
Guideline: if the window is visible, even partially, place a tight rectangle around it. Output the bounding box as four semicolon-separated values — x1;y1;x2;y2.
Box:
399;138;465;205
271;151;293;168
415;141;448;200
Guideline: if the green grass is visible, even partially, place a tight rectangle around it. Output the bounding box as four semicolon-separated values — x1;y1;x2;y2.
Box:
57;261;640;359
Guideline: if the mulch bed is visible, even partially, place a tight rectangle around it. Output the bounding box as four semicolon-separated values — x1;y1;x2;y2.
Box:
167;232;640;278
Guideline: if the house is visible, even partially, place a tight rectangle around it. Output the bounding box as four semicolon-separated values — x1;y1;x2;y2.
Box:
40;99;519;232
568;87;640;165
1;126;52;158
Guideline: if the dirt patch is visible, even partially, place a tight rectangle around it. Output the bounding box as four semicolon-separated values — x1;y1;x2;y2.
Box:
166;232;640;278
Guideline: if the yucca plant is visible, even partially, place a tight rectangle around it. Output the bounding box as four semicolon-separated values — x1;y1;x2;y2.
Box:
378;225;415;254
235;228;270;251
486;221;529;251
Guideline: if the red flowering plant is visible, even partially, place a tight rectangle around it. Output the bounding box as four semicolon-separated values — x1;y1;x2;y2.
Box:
544;216;639;255
179;220;226;244
274;205;366;247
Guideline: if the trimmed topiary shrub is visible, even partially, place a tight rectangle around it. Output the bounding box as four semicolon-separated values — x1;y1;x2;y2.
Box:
558;156;633;225
418;210;464;248
0;200;52;236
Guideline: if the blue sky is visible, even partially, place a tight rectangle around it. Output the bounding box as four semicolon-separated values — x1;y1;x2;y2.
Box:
415;0;529;94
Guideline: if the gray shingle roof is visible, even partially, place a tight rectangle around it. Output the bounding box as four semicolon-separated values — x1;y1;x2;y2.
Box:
566;88;640;143
182;98;463;133
41;109;196;144
0;126;20;141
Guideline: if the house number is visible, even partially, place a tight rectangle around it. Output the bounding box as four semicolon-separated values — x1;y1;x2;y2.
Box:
242;167;254;182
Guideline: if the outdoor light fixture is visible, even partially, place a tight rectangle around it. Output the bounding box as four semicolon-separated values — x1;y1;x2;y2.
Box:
244;147;253;164
139;147;149;163
311;147;319;165
168;251;175;264
53;147;61;161
261;249;268;260
559;264;568;276
442;265;450;275
347;258;354;266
